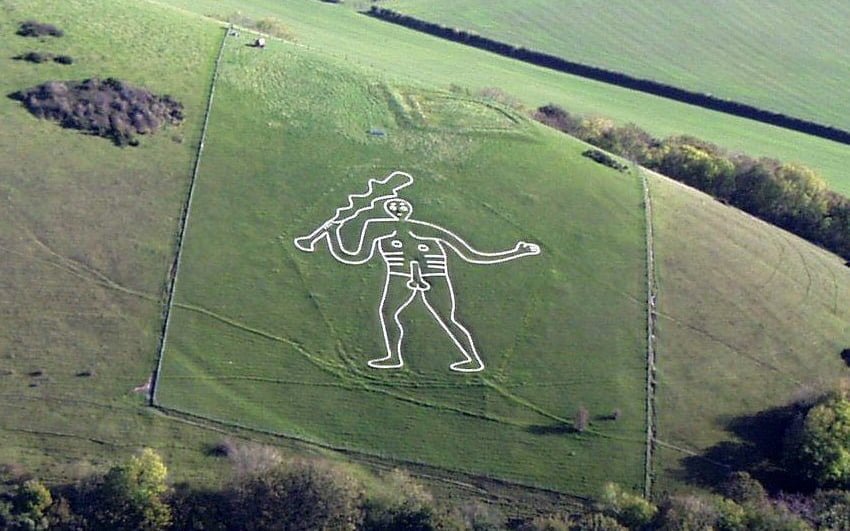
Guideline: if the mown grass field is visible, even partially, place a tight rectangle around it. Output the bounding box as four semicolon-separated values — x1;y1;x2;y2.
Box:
649;171;850;491
154;34;648;495
378;0;850;135
0;0;234;482
163;0;850;197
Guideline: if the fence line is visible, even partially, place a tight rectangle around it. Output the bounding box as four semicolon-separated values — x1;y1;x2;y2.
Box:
149;25;231;406
640;166;659;498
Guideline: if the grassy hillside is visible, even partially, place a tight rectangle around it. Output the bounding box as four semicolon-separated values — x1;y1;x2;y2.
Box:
154;33;648;496
0;0;233;481
3;0;850;508
649;171;850;491
380;0;850;134
162;0;850;197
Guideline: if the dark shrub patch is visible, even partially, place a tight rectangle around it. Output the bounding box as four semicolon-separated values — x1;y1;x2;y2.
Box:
53;55;73;65
17;20;64;38
13;51;51;63
9;78;184;146
582;149;629;172
206;439;236;457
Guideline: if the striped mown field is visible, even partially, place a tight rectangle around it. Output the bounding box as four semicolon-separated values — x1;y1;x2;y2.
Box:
380;0;850;134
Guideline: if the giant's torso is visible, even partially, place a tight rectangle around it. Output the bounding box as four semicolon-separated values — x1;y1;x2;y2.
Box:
379;230;447;277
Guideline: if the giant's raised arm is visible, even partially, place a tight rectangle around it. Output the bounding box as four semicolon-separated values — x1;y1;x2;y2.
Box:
323;219;395;265
409;221;540;264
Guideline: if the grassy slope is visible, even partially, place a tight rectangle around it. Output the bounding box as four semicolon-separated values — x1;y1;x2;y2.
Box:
2;0;848;504
161;0;850;194
650;171;850;491
0;0;234;482
154;34;648;495
161;0;850;197
381;0;850;134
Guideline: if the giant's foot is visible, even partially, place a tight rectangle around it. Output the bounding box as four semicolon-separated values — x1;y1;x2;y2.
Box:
368;356;404;369
449;359;484;373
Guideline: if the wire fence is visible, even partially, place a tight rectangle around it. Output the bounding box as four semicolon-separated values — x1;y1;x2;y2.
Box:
149;25;231;406
640;166;659;499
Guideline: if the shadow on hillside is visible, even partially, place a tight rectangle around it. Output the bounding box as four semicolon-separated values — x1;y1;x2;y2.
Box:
526;423;578;435
673;403;813;493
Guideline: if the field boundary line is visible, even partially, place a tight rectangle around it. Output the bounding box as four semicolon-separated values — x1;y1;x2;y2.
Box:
149;25;230;406
639;165;658;499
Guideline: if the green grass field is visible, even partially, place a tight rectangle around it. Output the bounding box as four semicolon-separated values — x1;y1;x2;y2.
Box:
649;171;850;491
379;0;850;135
3;0;850;507
154;35;648;495
157;0;850;198
0;0;234;482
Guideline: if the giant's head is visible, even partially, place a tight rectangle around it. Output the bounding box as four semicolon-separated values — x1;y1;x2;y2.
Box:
384;198;412;220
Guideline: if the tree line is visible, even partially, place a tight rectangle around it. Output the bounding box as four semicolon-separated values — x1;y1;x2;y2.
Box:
0;444;496;531
365;7;850;146
6;383;850;531
535;104;850;262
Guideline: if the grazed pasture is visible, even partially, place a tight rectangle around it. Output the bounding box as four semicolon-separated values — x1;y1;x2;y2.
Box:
155;35;648;495
3;0;850;505
649;172;850;492
0;0;228;481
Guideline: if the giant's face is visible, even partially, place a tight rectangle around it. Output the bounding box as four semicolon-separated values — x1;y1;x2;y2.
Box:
384;199;412;220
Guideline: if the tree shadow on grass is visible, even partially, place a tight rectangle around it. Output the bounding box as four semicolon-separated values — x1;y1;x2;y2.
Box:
525;423;578;435
674;403;814;493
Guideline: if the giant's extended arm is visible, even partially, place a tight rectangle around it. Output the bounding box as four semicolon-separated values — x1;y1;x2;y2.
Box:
409;221;540;264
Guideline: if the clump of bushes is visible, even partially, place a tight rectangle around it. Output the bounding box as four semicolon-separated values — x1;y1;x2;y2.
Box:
783;390;850;489
582;149;629;172
13;52;74;65
10;77;184;146
16;20;64;38
13;51;50;63
1;447;478;530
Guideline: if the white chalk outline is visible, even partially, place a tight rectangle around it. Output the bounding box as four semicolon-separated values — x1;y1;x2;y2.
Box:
293;173;540;373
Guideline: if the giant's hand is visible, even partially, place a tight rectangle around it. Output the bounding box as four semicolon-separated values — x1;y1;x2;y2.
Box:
514;241;541;256
293;220;336;252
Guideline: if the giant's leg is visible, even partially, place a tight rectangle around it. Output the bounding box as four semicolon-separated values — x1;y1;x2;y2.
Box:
420;275;484;372
370;275;417;369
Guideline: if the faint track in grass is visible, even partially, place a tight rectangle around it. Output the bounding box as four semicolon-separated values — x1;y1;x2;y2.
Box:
654;310;803;385
153;403;592;508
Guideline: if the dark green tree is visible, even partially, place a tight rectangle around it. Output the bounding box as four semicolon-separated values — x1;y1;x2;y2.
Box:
786;395;850;487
